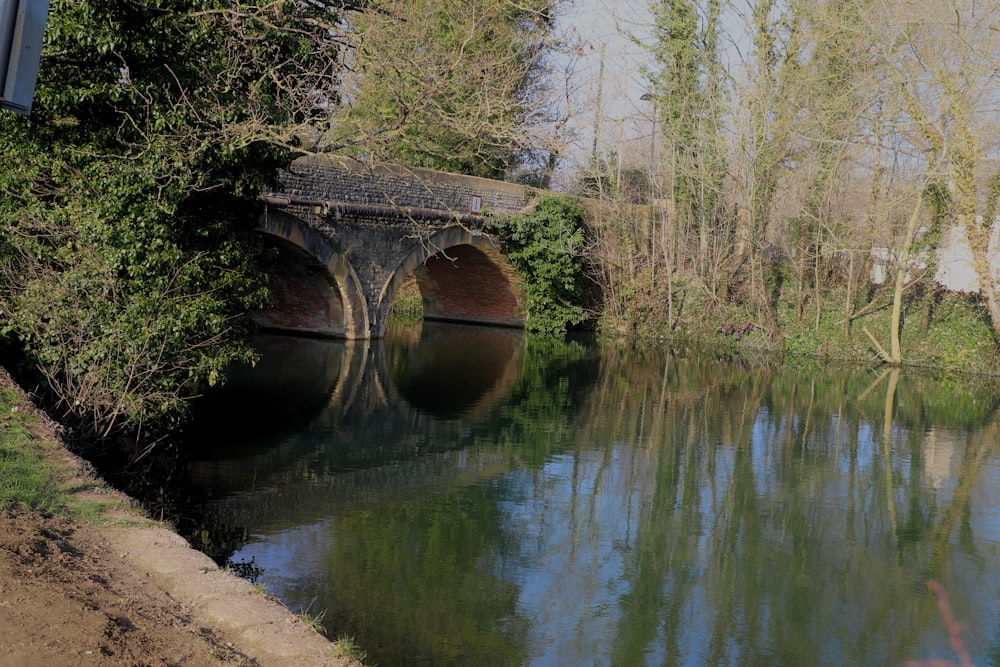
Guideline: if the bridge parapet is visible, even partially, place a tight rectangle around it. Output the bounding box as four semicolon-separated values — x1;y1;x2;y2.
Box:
276;155;530;216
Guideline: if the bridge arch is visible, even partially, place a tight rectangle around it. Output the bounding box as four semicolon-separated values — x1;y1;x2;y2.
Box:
257;211;370;339
375;226;527;337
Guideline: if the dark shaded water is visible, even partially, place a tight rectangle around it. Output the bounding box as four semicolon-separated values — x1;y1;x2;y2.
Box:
175;322;1000;666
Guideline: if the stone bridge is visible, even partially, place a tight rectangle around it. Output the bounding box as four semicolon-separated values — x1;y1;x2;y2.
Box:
255;155;534;339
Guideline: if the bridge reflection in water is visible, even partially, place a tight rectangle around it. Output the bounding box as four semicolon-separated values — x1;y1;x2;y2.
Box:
185;321;539;527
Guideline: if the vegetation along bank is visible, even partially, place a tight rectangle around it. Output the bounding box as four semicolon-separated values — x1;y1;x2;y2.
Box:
3;0;1000;449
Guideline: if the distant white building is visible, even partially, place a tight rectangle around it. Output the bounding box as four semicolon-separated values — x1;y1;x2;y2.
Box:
872;218;1000;292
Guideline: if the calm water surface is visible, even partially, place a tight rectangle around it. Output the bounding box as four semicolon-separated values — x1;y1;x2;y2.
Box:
180;322;1000;666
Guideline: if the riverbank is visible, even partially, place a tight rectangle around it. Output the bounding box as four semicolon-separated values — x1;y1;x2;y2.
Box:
0;366;363;667
604;284;1000;375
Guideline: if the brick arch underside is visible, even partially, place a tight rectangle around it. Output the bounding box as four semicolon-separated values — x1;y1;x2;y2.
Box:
257;213;369;339
380;228;527;333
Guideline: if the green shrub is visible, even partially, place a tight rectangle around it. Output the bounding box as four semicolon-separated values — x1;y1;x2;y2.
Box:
487;194;590;335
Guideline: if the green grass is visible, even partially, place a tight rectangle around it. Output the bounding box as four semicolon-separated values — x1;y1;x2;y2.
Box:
0;385;129;522
620;282;1000;375
0;389;66;513
297;599;328;636
69;499;115;523
329;635;366;662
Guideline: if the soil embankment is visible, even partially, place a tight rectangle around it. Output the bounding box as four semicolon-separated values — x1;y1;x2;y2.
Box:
0;368;359;666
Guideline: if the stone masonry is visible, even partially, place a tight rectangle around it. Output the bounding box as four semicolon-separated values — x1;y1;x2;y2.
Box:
256;155;534;339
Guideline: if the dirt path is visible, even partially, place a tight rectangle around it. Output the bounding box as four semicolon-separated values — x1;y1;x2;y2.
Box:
0;370;361;666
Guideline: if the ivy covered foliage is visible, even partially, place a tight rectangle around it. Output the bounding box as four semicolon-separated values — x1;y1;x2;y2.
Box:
0;0;341;443
487;194;590;335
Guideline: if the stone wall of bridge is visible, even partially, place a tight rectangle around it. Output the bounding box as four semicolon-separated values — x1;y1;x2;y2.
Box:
257;156;534;338
276;155;530;215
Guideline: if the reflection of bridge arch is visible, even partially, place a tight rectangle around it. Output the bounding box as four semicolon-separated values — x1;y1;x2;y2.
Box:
375;227;527;337
257;211;370;339
186;334;364;460
383;322;523;421
187;325;526;492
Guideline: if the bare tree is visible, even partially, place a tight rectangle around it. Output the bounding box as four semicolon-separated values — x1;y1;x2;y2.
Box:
865;0;1000;332
326;0;568;180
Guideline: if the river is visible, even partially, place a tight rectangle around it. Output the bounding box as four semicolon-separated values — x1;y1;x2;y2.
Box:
171;321;1000;666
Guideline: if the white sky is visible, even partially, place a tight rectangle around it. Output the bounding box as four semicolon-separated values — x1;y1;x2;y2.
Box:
554;0;657;176
552;0;752;181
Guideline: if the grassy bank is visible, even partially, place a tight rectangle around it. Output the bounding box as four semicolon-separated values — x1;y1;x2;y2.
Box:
0;368;367;665
390;271;1000;375
0;383;71;513
0;377;129;523
600;282;1000;376
388;277;424;325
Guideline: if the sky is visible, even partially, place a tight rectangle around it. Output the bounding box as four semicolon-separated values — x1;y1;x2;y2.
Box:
552;0;752;181
552;0;658;177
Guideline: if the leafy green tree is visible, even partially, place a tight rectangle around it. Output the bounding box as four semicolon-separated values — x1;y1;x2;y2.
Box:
330;0;564;179
649;0;701;219
0;0;342;443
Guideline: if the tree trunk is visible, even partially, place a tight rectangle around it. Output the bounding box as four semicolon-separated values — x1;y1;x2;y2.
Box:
865;197;921;366
963;217;1000;334
888;198;922;365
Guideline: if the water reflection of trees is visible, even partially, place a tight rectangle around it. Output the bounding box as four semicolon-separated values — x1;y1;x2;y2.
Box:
318;484;530;666
183;329;1000;666
573;352;1000;666
260;336;598;667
